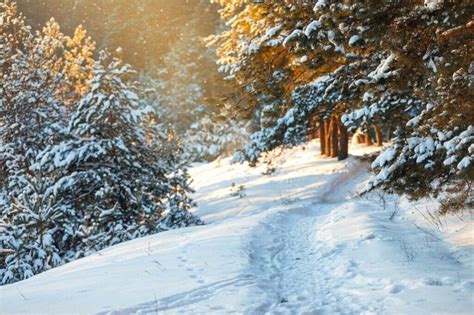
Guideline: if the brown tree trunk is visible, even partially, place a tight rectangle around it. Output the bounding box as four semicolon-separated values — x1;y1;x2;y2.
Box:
320;118;326;156
365;128;373;146
307;116;318;141
325;119;332;157
338;121;349;160
375;125;383;147
330;117;339;158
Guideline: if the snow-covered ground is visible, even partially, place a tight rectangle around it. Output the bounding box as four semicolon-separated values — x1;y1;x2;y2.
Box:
1;142;473;314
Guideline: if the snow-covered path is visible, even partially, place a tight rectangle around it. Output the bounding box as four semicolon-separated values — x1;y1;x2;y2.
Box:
1;142;472;314
245;163;365;314
248;205;330;314
247;185;474;314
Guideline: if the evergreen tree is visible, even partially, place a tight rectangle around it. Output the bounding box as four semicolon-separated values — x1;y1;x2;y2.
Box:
45;51;203;251
146;14;248;162
210;0;473;212
0;0;72;284
366;1;473;213
1;3;203;284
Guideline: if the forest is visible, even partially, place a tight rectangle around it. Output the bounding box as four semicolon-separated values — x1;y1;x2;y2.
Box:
0;0;473;313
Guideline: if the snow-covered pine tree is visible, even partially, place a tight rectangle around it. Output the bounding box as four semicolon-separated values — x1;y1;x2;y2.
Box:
254;1;423;158
0;174;78;284
183;115;249;161
269;1;473;213
0;1;68;210
145;14;248;162
212;1;363;162
1;4;203;284
366;1;473;213
0;0;74;284
207;1;317;163
157;167;199;230
37;51;203;252
150;33;208;137
210;1;472;215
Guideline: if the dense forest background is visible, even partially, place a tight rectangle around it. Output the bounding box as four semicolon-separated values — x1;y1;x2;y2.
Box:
16;0;219;69
15;0;247;161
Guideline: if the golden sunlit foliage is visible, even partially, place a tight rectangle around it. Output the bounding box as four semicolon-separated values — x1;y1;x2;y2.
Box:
210;0;473;211
33;19;95;101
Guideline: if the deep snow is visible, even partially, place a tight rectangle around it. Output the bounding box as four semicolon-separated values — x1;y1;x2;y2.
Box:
1;142;473;314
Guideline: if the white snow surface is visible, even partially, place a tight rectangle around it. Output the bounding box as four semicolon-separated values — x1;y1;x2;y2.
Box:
1;142;473;314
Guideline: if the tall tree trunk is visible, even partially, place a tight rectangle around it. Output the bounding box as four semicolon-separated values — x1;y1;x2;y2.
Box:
365;128;373;146
330;117;339;158
325;119;332;157
375;125;383;147
338;121;349;160
320;118;326;156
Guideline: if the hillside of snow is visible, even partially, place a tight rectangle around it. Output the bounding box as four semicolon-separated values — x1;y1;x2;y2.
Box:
1;142;473;314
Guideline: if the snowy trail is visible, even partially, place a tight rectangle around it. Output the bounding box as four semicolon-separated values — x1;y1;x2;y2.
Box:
249;205;330;314
248;182;474;314
245;160;368;315
1;142;472;314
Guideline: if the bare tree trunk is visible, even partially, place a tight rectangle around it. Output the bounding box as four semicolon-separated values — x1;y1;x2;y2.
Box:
375;125;383;147
365;128;373;146
320;118;326;156
338;121;349;160
307;116;317;141
330;117;339;158
325;119;332;157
